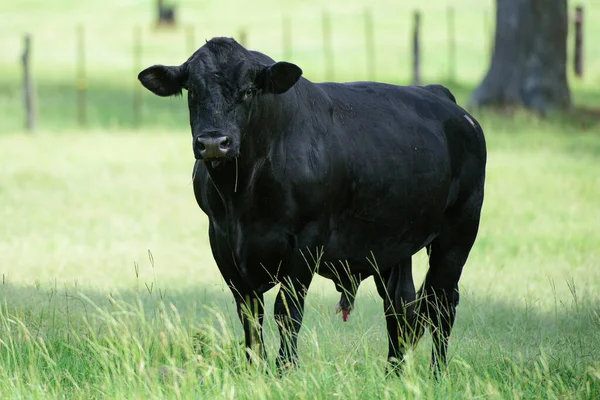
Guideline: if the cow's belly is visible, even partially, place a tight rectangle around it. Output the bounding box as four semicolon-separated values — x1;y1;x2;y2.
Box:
322;213;441;272
313;178;450;273
210;208;442;292
314;134;452;271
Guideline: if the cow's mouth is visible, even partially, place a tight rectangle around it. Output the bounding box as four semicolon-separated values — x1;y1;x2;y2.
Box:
209;159;226;168
194;151;235;164
197;147;239;166
198;155;236;169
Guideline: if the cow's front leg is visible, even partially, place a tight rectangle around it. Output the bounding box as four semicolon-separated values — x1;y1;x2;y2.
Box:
274;272;313;370
234;292;266;363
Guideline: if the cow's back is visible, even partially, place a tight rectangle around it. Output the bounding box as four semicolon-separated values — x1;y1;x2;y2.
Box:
317;81;485;196
301;81;485;265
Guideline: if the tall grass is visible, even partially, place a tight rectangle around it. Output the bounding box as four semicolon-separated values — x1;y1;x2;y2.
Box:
0;281;598;398
1;112;599;397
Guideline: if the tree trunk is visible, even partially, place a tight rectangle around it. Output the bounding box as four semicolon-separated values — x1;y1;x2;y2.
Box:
470;0;571;114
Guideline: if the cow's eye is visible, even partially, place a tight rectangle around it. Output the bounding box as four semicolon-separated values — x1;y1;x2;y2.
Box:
242;88;253;100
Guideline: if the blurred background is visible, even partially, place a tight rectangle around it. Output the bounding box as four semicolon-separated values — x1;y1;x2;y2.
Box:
1;0;598;132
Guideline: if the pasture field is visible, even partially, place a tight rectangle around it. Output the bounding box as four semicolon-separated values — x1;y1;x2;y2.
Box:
1;0;600;398
1;115;599;398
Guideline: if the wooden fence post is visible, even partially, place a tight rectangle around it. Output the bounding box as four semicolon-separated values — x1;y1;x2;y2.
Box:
364;8;376;81
76;24;87;127
282;16;292;61
322;10;334;81
133;25;143;128
447;7;456;81
238;29;247;47
412;10;421;85
574;5;584;78
22;34;36;132
186;24;195;55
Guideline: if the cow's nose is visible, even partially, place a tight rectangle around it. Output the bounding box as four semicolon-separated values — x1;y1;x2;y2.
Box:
196;136;231;159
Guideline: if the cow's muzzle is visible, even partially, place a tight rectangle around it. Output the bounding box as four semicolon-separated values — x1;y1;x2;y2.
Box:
195;135;231;160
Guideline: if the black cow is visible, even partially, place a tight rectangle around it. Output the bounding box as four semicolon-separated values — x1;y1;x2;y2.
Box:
138;37;486;372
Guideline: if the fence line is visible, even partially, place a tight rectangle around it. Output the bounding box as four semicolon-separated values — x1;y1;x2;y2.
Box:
13;5;591;130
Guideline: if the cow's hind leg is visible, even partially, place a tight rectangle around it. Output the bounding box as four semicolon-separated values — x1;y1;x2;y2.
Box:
418;191;483;373
374;258;420;373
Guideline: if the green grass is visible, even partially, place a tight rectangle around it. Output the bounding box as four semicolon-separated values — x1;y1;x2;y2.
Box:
1;115;600;398
1;0;600;398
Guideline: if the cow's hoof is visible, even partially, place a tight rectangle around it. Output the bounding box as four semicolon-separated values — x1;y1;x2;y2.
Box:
275;357;298;376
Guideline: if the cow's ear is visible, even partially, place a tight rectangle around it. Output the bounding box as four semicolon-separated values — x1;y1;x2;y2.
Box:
138;64;186;97
259;62;302;94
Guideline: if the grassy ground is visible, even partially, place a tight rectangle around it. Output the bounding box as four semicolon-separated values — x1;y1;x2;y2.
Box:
1;114;599;398
1;0;600;398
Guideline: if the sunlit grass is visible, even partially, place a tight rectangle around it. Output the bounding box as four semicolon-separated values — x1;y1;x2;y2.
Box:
0;282;598;399
1;114;599;397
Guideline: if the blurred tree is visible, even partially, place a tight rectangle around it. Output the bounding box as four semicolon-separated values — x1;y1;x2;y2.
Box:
470;0;571;114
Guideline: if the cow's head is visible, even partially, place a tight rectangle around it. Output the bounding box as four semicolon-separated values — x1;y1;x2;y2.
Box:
138;37;302;162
